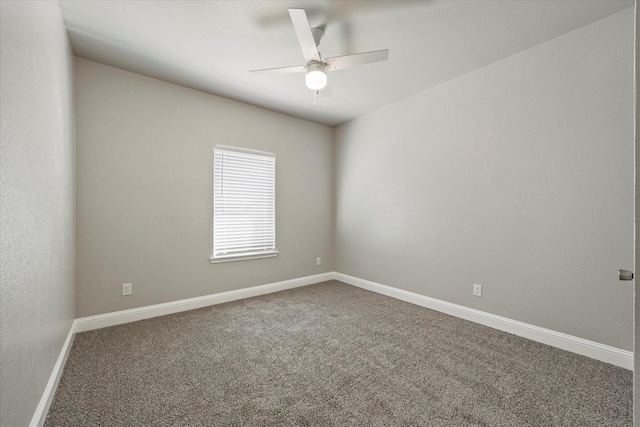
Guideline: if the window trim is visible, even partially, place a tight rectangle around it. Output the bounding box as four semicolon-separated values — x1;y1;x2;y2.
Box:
210;145;277;264
209;251;279;264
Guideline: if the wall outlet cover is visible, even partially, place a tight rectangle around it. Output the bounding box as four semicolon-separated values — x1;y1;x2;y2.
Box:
473;283;482;297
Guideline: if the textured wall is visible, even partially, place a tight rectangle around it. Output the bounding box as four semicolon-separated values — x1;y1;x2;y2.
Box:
335;9;635;350
633;0;638;421
0;2;76;426
75;58;333;317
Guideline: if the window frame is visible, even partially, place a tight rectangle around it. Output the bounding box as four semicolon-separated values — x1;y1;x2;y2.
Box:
210;145;278;264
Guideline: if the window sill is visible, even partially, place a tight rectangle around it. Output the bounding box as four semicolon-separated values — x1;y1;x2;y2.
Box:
210;251;279;264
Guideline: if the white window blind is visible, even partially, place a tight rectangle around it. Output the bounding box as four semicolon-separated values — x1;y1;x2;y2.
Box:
212;146;277;262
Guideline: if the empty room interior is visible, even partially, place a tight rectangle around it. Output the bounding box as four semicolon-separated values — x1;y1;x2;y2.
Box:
1;0;639;426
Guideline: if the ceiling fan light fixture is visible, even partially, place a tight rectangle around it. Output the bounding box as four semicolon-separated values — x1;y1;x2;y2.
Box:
249;9;389;101
305;62;327;90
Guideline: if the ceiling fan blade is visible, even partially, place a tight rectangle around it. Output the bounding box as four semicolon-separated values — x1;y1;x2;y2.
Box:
288;9;321;62
249;65;306;74
326;49;389;71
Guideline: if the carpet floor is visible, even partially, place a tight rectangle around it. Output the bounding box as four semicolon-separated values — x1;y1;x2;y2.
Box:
45;280;632;426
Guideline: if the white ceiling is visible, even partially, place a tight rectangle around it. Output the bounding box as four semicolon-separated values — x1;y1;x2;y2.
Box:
58;0;633;127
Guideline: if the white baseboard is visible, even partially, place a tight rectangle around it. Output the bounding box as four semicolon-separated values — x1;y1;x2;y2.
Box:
75;272;334;333
334;272;633;370
74;271;633;369
29;319;76;427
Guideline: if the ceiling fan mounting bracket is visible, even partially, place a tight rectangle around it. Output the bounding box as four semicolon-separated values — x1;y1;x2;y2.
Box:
310;27;325;47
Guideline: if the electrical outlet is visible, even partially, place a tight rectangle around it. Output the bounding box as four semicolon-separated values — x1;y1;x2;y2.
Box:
316;257;322;266
122;283;132;296
473;283;482;297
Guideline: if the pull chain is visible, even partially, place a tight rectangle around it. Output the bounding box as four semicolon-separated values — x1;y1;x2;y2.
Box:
313;90;318;106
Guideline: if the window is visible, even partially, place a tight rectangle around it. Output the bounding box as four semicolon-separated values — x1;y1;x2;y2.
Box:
211;146;277;263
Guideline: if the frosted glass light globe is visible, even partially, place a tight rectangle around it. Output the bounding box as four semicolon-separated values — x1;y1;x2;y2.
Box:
305;63;327;90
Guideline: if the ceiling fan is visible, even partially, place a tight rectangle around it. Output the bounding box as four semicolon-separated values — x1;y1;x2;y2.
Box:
250;9;389;97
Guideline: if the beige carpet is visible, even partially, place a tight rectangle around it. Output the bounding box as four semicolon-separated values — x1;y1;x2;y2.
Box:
45;280;631;426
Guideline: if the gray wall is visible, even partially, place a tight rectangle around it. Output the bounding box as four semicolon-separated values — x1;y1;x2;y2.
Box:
0;2;76;426
633;0;638;421
334;9;635;350
75;58;334;317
